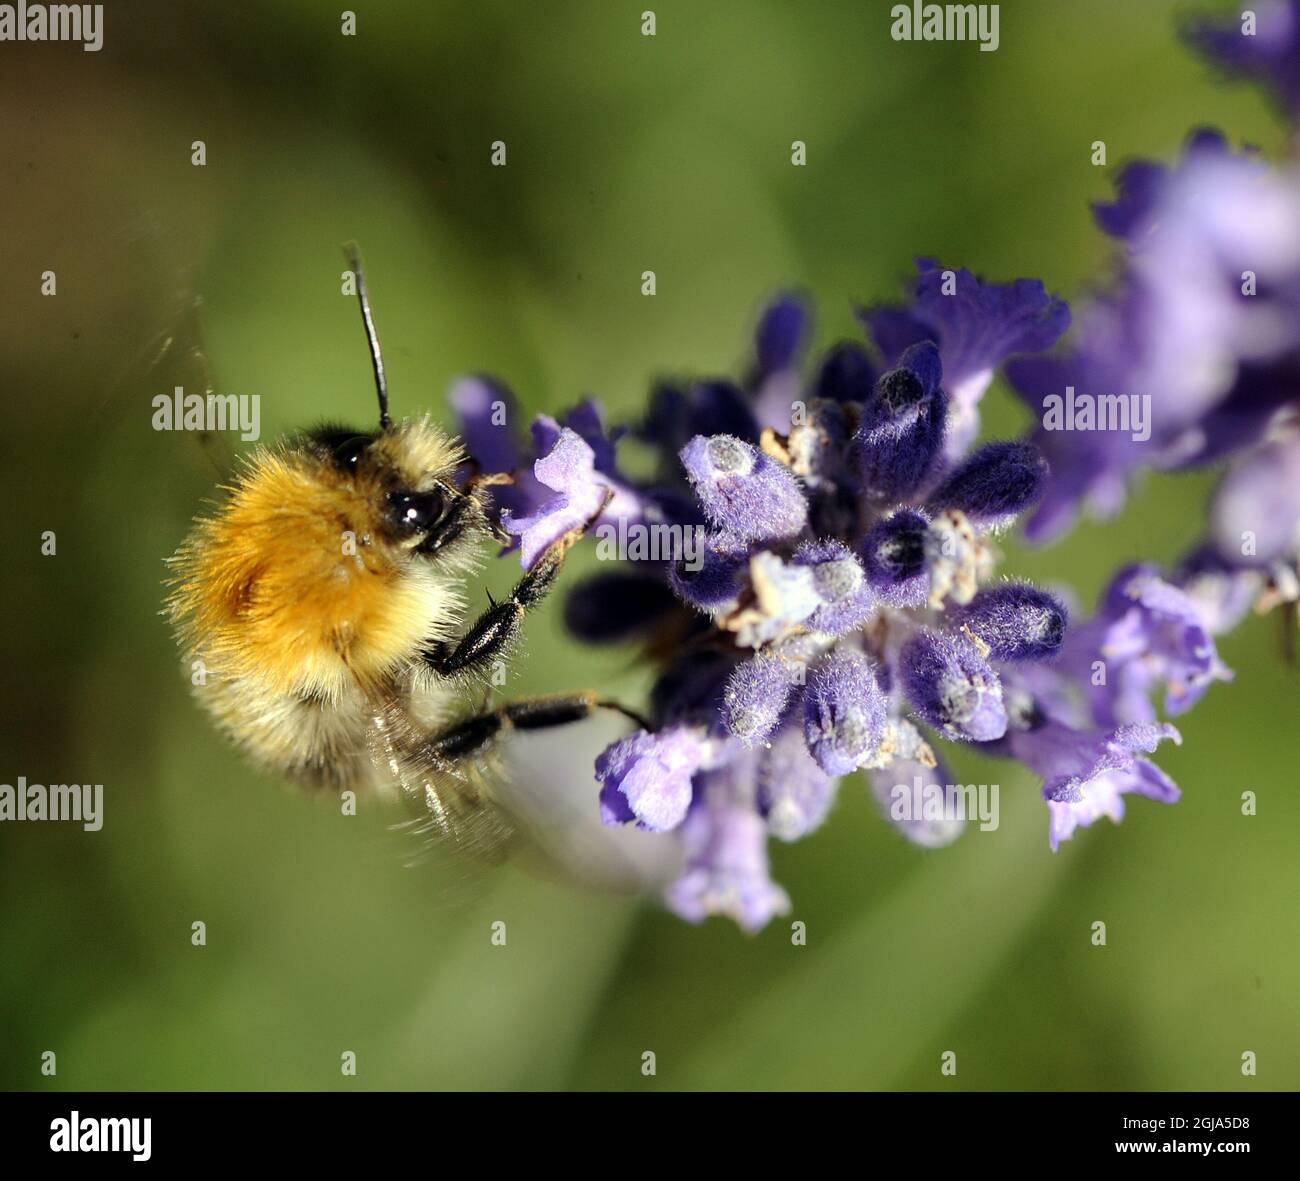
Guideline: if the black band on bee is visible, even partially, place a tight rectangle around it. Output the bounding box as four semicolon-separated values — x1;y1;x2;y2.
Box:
306;425;377;473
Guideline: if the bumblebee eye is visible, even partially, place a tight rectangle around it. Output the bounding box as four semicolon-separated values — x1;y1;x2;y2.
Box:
386;487;449;536
332;435;371;472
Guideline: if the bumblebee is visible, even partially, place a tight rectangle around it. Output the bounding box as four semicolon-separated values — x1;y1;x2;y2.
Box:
166;247;639;857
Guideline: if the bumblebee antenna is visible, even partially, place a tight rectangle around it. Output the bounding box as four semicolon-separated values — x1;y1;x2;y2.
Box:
343;242;392;430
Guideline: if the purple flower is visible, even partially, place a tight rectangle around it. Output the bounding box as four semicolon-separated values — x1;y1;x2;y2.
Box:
1011;132;1300;541
721;652;803;746
668;531;749;610
861;509;932;606
758;723;838;841
1027;721;1182;852
665;789;792;933
596;726;707;832
499;426;609;569
1184;1;1300;121
448;374;524;475
862;258;1070;457
951;583;1068;662
1174;545;1265;635
814;340;877;403
852;341;949;500
900;630;1008;742
794;540;875;635
928;441;1048;526
1209;435;1300;565
680;435;809;542
1064;564;1232;726
803;646;887;775
755;293;811;377
500;405;652;569
868;751;966;849
464;240;1230;930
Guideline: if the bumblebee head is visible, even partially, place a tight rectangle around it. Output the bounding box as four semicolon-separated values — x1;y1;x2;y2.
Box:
303;420;491;560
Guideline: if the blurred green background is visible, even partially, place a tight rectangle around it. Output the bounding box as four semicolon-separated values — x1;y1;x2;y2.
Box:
3;0;1296;1091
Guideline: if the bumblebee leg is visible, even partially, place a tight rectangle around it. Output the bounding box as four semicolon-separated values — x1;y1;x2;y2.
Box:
424;692;650;759
424;506;596;677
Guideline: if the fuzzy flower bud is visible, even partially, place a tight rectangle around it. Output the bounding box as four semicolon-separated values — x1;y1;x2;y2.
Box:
680;434;809;542
928;440;1047;525
861;509;931;606
721;652;803;746
901;630;1008;742
951;582;1068;661
852;341;948;500
803;646;888;775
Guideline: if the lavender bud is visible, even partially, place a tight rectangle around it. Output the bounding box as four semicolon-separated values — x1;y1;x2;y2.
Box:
668;531;748;609
951;583;1068;661
794;539;875;635
758;724;838;841
564;571;679;643
928;440;1047;524
722;653;802;746
755;293;810;375
814;340;876;403
869;751;966;849
803;646;888;775
680;434;809;542
861;509;931;606
900;630;1008;742
852;341;948;500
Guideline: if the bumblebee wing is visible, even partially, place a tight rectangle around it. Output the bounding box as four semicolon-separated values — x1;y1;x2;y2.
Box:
361;690;518;865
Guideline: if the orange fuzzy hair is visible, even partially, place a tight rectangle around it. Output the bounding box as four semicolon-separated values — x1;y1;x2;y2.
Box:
167;419;470;704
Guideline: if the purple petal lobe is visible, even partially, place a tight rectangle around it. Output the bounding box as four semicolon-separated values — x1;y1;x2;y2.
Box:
596;726;705;832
